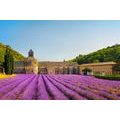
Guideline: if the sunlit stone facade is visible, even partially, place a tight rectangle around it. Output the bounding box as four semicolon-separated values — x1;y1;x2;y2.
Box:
39;61;79;74
79;62;116;75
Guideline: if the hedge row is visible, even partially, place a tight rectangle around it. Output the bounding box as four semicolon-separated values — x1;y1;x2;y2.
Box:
95;75;120;81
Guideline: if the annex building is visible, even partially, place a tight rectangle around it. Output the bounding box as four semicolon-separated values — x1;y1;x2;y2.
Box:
79;62;116;75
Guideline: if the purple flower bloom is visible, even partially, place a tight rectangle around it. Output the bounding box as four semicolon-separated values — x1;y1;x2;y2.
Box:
0;74;120;100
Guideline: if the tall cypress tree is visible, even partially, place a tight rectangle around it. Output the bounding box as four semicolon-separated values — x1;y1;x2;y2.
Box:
10;54;14;74
4;46;14;75
4;46;9;74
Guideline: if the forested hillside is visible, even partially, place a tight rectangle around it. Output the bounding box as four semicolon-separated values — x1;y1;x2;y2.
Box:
72;44;120;64
0;43;25;64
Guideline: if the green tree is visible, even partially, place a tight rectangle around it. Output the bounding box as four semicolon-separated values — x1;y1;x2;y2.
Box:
82;68;92;75
4;46;14;75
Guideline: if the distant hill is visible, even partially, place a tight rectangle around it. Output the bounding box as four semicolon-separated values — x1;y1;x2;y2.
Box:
0;43;25;64
72;44;120;64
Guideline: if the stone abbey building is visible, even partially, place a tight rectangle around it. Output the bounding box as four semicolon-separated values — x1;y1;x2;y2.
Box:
13;49;117;75
14;50;79;74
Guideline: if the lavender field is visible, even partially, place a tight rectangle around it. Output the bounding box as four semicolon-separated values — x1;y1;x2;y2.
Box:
0;74;120;100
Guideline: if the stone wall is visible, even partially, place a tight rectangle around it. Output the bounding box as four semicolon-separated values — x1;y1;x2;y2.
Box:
38;61;79;74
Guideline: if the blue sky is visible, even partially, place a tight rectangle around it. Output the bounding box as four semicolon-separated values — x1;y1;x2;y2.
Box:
0;20;120;61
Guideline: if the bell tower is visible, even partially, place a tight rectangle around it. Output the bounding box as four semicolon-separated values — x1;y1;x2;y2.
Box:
25;49;38;74
28;49;34;57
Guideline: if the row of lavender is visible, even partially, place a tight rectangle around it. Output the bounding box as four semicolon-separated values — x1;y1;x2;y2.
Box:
0;74;120;100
